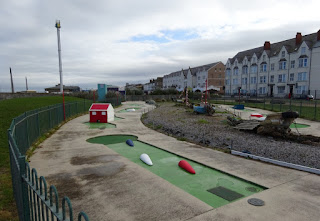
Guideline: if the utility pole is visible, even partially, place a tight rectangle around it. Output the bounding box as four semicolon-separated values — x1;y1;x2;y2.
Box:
25;77;28;91
55;20;66;120
10;67;14;93
55;20;63;93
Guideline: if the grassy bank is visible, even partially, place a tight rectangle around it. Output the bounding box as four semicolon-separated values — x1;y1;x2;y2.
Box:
0;96;87;221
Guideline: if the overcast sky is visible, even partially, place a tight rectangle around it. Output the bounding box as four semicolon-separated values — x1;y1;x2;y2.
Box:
1;0;319;92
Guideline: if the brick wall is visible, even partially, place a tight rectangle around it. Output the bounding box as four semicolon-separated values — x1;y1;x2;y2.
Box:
208;62;225;94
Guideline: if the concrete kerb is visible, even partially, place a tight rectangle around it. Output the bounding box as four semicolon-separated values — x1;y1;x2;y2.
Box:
30;101;320;221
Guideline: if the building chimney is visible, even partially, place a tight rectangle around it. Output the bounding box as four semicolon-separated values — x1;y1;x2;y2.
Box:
317;29;320;41
264;41;271;50
296;32;302;45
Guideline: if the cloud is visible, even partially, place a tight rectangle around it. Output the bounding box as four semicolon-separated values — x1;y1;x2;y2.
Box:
0;0;320;92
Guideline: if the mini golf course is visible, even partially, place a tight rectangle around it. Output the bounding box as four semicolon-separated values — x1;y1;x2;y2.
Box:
289;123;310;129
87;135;266;208
84;122;116;129
114;116;124;121
117;108;141;113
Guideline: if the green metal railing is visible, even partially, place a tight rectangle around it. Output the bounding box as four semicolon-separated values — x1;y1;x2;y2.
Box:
8;100;92;221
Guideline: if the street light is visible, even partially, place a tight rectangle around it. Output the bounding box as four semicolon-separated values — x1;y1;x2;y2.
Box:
55;20;66;120
55;20;63;93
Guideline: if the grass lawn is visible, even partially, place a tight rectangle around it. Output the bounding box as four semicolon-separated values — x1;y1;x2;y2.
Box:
0;95;87;220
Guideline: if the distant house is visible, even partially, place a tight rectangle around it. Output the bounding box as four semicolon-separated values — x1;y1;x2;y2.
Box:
45;84;80;93
89;103;114;123
162;62;225;93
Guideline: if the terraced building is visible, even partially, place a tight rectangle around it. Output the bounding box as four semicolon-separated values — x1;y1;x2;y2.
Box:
225;30;320;98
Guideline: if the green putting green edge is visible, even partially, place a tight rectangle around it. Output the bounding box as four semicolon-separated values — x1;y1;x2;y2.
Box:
290;123;310;128
84;122;116;129
114;116;124;121
87;135;266;208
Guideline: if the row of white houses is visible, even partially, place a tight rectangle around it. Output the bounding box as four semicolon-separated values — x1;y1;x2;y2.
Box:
162;62;225;92
225;30;320;97
144;30;320;98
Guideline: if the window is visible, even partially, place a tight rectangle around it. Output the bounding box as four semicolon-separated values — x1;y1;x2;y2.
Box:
297;85;307;94
202;76;206;79
252;57;256;63
198;76;200;80
259;87;266;94
281;51;285;57
92;111;97;115
233;68;239;75
299;58;308;67
291;60;295;68
278;86;286;94
250;89;256;95
233;78;238;85
271;63;275;71
260;76;266;83
235;61;238;66
263;55;266;61
278;74;286;83
242;78;247;84
250;77;257;84
270;75;274;83
298;72;307;81
242;66;248;74
279;61;286;70
102;111;106;115
260;64;267;72
225;79;230;85
290;73;294;81
226;69;231;76
301;47;306;54
250;65;257;74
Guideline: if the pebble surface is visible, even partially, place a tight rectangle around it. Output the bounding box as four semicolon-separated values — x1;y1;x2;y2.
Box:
142;103;320;169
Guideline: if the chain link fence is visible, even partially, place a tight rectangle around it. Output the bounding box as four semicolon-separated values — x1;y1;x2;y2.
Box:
8;100;92;221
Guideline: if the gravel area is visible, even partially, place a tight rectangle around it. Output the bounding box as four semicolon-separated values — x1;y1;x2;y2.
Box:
142;103;320;169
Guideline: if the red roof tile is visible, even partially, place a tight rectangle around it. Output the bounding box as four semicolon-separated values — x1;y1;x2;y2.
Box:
89;103;110;111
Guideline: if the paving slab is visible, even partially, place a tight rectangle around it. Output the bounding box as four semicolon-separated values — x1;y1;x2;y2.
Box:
30;101;320;221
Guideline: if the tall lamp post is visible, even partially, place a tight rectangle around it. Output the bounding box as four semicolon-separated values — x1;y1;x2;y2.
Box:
55;20;63;93
55;20;65;120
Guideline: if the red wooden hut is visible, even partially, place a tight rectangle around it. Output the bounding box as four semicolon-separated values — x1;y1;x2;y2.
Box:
89;103;114;123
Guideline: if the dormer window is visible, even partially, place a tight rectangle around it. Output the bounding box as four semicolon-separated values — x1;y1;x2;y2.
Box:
235;61;238;66
301;47;306;55
252;57;256;63
263;55;266;62
281;51;285;57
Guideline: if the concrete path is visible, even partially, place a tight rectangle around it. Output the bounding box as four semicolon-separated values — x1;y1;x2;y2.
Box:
30;102;320;221
219;104;320;137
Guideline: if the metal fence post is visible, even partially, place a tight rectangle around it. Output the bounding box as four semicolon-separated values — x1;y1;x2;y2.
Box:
289;98;292;110
37;111;40;137
25;113;30;148
314;100;317;120
18;156;30;221
300;101;302;116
